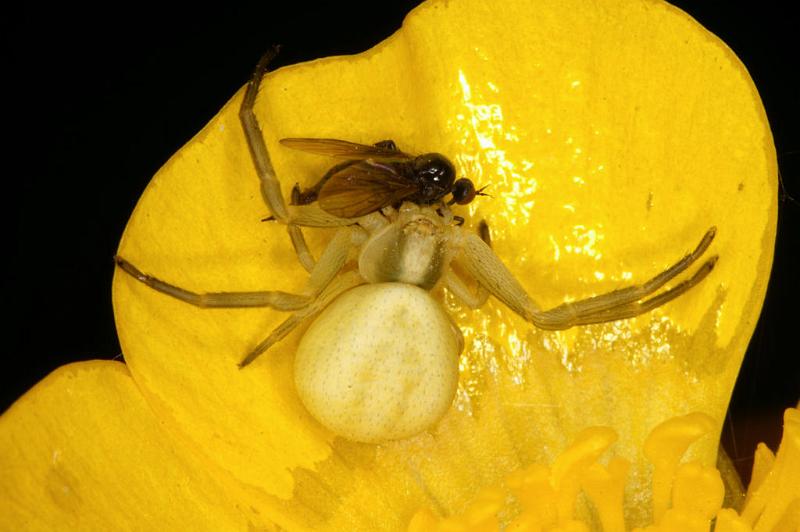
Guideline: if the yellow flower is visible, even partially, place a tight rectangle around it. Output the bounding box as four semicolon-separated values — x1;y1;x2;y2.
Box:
409;410;800;530
1;0;788;530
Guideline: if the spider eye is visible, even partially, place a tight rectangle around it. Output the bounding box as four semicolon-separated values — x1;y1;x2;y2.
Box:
450;178;477;205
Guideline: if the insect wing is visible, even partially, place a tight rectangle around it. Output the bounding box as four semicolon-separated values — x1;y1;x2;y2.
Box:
280;138;412;162
318;160;418;217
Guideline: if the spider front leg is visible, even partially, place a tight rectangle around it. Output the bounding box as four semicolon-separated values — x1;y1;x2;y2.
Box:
446;220;491;308
240;47;289;223
115;256;311;309
116;224;365;366
239;270;365;367
458;227;717;329
115;225;362;309
239;49;354;273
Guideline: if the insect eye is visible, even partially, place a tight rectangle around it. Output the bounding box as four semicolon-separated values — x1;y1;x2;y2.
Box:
450;178;477;205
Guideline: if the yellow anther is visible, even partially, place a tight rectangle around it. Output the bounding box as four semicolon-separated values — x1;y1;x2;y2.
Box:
551;427;618;488
770;497;800;532
406;410;800;532
506;511;545;531
656;508;707;532
506;464;557;527
408;508;441;532
714;508;753;532
437;517;473;532
551;427;617;524
746;443;775;501
671;461;725;520
462;486;505;528
643;412;715;521
547;519;591;532
581;458;630;532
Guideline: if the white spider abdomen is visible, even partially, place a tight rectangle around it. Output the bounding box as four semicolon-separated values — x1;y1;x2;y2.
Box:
294;283;459;443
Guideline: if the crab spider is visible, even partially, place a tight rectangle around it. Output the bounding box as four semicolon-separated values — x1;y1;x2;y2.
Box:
115;50;717;442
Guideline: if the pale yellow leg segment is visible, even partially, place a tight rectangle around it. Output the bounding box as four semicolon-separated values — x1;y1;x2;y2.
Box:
114;256;310;310
238;271;365;367
239;48;289;223
288;224;315;272
444;270;489;309
115;226;359;311
458;227;717;330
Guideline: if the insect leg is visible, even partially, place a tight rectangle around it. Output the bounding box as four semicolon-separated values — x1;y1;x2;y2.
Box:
457;227;717;330
238;270;365;367
372;140;399;151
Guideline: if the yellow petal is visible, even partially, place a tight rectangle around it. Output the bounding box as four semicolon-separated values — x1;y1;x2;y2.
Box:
111;0;775;529
0;362;264;530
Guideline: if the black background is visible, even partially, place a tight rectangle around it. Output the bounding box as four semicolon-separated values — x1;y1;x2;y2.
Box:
5;3;798;482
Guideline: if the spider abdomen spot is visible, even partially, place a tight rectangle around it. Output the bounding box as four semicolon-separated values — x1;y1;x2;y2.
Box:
294;283;459;443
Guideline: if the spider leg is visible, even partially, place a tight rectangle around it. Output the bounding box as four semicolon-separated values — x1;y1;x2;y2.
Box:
240;48;289;223
531;253;717;329
458;227;717;330
287;204;358;227
238;270;365;367
116;226;363;309
287;225;315;272
240;48;355;280
446;220;493;308
475;220;491;303
115;256;310;310
303;226;364;295
445;270;489;309
443;311;465;356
